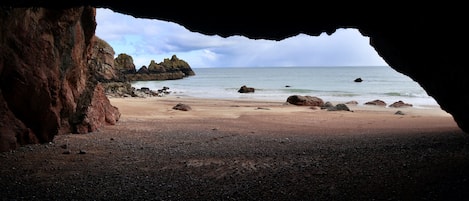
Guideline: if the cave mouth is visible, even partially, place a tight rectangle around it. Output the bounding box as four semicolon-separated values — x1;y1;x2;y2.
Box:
92;6;469;134
0;6;465;154
2;6;468;200
96;8;440;111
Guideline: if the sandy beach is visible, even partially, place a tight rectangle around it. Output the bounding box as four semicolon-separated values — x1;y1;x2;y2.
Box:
1;96;469;200
111;96;457;134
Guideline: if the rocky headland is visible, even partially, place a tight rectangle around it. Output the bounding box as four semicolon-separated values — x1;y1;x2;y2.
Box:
91;36;195;98
119;54;195;81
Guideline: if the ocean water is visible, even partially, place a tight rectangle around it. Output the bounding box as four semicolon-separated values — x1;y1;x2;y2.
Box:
130;66;439;108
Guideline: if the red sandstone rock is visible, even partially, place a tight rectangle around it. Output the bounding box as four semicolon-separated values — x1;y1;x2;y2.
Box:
0;93;37;152
74;84;121;134
0;7;120;151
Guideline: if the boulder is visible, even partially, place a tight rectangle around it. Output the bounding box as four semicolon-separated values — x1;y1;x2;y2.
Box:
238;85;255;93
173;103;192;111
364;99;387;106
389;100;413;108
286;95;324;107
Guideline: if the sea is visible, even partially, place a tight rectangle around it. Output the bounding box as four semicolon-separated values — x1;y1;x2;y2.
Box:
130;66;439;108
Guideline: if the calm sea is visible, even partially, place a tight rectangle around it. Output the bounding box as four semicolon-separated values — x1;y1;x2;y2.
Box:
130;66;439;108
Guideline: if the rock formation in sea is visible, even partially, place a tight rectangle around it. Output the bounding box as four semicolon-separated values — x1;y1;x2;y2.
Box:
238;85;255;93
115;54;195;81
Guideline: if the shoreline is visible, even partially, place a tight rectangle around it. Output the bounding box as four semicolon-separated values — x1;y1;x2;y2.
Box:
154;92;440;109
108;95;459;136
109;94;452;118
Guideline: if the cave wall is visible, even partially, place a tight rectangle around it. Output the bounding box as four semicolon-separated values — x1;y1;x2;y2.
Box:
0;7;120;151
360;13;469;133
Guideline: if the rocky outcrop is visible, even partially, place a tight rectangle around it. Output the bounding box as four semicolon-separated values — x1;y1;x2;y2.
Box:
115;54;195;81
114;53;137;75
71;83;120;134
0;7;120;151
91;36;121;82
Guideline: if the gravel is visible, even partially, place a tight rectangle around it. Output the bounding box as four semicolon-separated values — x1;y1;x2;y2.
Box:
1;119;469;201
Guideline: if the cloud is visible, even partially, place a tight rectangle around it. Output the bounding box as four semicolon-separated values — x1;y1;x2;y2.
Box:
95;8;388;68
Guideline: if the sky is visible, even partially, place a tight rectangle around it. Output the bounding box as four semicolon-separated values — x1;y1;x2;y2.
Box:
95;8;388;69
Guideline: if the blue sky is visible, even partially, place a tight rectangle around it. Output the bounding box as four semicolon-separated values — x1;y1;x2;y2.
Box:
95;8;388;69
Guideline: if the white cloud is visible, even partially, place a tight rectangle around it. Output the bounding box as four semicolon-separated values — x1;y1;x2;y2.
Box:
95;8;388;68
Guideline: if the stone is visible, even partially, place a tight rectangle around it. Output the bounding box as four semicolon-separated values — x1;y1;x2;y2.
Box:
286;95;324;107
365;99;387;107
173;103;192;111
238;85;255;93
389;100;413;108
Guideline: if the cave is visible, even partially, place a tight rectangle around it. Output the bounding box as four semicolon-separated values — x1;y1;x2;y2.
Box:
1;3;467;151
1;3;469;200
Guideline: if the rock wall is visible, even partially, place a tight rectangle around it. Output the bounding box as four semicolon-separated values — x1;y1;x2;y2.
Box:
0;7;120;151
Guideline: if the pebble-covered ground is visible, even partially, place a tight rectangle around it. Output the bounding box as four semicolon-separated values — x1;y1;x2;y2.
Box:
1;118;469;201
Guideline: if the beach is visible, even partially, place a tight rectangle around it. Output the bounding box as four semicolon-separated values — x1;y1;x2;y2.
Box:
110;96;455;133
1;96;468;200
